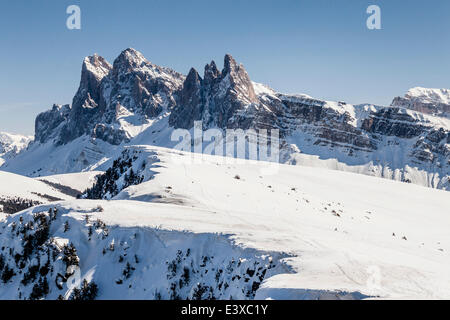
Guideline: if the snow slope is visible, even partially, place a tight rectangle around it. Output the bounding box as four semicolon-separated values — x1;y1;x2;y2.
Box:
0;171;74;203
36;171;102;194
0;146;448;299
115;147;450;299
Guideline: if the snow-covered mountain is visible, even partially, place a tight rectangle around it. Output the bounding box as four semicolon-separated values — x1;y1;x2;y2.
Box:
1;49;449;191
0;146;448;300
1;48;448;301
392;87;450;118
0;132;32;166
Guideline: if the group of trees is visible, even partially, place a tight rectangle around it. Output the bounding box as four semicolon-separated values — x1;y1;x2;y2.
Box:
0;196;41;214
82;150;144;199
0;208;100;300
69;279;98;300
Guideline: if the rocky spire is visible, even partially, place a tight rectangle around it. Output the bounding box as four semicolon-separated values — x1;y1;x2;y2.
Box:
169;54;259;129
168;68;203;129
56;54;113;144
223;54;237;75
204;60;221;85
184;68;203;93
112;48;149;76
78;54;112;104
221;54;258;103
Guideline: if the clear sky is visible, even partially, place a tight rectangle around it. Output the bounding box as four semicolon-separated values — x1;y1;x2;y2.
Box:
0;0;449;135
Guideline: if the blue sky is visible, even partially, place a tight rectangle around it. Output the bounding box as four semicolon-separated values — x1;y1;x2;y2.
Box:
0;0;449;135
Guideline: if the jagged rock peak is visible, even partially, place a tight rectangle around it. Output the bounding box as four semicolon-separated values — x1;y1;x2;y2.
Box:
204;60;221;83
74;54;111;109
221;54;258;103
185;68;202;87
223;53;238;74
82;54;112;81
113;48;149;70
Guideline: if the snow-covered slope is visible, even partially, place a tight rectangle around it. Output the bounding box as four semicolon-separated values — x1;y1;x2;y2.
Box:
36;171;102;194
0;171;76;214
0;132;32;166
0;146;448;299
0;171;74;202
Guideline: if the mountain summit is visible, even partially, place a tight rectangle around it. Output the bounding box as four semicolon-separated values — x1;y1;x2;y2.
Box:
36;48;185;146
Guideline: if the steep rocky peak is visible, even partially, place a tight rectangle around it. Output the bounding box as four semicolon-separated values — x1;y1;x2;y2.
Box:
184;68;202;89
220;54;258;103
82;54;112;82
204;60;221;84
113;48;149;72
76;54;111;106
223;53;238;75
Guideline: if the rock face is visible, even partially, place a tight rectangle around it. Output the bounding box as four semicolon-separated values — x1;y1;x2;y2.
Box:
392;87;450;118
35;48;185;146
6;49;450;189
59;54;112;144
169;54;260;129
35;104;70;143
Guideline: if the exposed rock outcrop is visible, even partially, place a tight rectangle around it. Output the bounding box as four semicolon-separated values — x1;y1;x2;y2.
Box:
35;48;185;146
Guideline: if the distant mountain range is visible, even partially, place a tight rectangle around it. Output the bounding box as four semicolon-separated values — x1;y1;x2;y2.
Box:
0;132;32;166
1;48;449;190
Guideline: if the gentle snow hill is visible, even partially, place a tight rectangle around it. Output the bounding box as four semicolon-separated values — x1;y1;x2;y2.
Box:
0;171;74;203
115;146;450;299
36;171;102;194
1;146;447;299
